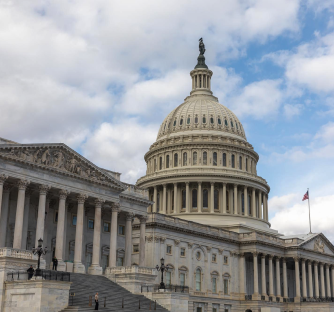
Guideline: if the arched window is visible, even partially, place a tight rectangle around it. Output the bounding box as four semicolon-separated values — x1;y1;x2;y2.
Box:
218;118;221;125
195;268;201;291
187;117;191;124
231;121;234;128
159;157;162;170
166;155;170;169
203;152;207;165
213;152;217;166
239;156;242;170
210;117;214;124
193;152;197;165
183;152;187;166
246;158;248;171
203;116;206;124
157;192;160;212
164;123;166;130
192;189;197;208
236;122;238;129
226;190;229;211
214;189;219;210
231;155;235;168
174;153;178;167
223;153;226;167
241;193;244;214
180;118;183;125
203;189;208;208
173;119;176;127
195;116;198;124
171;191;174;211
182;190;186;209
224;119;228;126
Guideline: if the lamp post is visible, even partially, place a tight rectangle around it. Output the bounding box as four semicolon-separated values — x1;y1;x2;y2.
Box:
32;238;48;277
156;257;169;289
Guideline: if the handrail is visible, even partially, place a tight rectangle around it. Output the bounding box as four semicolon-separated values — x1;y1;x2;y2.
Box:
141;284;189;293
7;269;70;282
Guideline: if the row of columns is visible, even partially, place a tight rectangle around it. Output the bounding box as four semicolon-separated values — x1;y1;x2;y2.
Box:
192;73;211;90
151;182;268;221
0;175;147;273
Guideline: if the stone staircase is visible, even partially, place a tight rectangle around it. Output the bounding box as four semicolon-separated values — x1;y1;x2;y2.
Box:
59;272;169;312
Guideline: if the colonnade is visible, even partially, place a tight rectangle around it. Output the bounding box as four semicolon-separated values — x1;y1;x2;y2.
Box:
0;175;147;273
150;182;269;221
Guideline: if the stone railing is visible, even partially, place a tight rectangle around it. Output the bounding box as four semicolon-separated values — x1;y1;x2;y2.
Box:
105;266;156;275
0;248;37;260
122;183;149;199
193;291;206;296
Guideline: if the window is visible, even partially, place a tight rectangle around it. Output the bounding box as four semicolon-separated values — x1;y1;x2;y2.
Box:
218;118;221;125
182;190;186;209
193;152;197;165
195;116;198;124
183;152;187;166
203;151;207;165
212;253;217;262
116;257;124;266
171;191;174;211
236;122;238;129
104;222;110;232
213;152;217;166
166;155;170;168
224;256;229;264
154;158;157;172
54;211;58;223
246;158;248;171
239;156;242;170
166;271;171;286
248;194;251;216
88;219;94;229
241;193;244;214
195;269;201;291
72;215;77;226
173;119;176;127
192;189;197;208
224;279;229;294
224;119;228;126
223;153;226;167
166;245;172;255
187;117;191;124
213;309;217;312
196;251;201;260
226;190;229;211
159;157;162;170
212;277;217;293
180;273;185;286
133;244;139;253
214;189;219;210
203;189;208;208
210;117;214;124
197;308;202;312
157;192;160;212
180;248;186;257
231;121;234;128
203;116;206;124
180;118;183;125
174;153;178;167
231;155;235;168
118;225;125;235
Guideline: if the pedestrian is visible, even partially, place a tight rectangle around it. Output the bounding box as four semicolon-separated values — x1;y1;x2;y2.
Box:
94;292;99;310
27;265;34;280
52;256;58;271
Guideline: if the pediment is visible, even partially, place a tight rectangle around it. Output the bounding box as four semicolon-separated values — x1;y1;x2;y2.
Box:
300;234;334;255
0;143;125;191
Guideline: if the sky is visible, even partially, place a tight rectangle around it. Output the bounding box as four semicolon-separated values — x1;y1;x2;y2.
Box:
0;0;334;243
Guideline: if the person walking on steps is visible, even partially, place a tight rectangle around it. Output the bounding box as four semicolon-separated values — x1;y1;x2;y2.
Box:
27;265;34;280
94;292;99;310
52;256;58;271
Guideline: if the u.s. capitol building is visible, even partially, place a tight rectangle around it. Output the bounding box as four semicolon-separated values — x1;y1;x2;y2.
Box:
0;43;333;312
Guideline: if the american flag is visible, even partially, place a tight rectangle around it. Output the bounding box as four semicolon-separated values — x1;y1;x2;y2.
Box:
302;191;309;201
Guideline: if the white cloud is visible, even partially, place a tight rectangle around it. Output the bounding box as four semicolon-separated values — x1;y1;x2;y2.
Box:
314;122;334;143
283;103;302;119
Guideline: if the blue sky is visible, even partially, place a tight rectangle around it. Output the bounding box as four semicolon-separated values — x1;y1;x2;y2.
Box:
0;0;333;242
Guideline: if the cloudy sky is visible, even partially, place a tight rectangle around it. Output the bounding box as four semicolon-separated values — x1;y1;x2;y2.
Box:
1;0;334;243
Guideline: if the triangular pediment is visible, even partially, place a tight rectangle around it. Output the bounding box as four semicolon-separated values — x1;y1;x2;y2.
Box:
300;233;334;255
0;143;126;191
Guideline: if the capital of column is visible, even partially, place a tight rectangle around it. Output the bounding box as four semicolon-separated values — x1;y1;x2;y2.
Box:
234;184;238;187
252;252;259;257
0;174;8;184
111;202;120;212
282;257;287;263
94;198;105;208
185;182;190;185
77;193;88;204
275;256;281;261
59;189;70;200
198;181;202;185
261;254;266;259
126;212;135;221
239;252;245;258
313;260;319;265
301;258;306;264
319;262;324;267
17;179;30;190
293;256;300;262
163;184;167;188
210;182;214;186
39;184;51;195
325;263;330;268
139;215;148;224
268;255;274;260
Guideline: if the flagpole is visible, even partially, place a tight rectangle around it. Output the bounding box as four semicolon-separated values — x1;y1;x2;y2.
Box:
308;188;312;234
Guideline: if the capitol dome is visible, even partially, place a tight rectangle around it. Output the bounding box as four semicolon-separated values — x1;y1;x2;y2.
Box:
137;44;274;235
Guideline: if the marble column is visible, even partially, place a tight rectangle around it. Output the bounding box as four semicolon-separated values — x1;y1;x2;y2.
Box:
314;261;320;298
21;189;32;250
258;191;263;219
153;186;157;213
124;212;134;267
198;182;202;212
325;264;331;298
233;184;238;215
308;260;313;298
55;189;69;271
35;185;50;248
210;182;214;213
294;257;301;300
244;186;248;216
0;184;11;247
269;255;274;297
173;183;177;214
261;254;267;297
252;188;256;217
13;179;30;249
162;184;167;214
109;204;119;267
253;252;259;298
302;259;307;298
73;194;87;273
139;216;147;267
0;174;8;221
239;253;246;296
88;199;104;275
320;262;325;298
331;265;334;299
186;182;190;213
276;257;281;297
263;194;268;221
283;258;288;298
222;183;227;213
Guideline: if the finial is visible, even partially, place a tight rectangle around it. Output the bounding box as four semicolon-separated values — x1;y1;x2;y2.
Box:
195;38;208;69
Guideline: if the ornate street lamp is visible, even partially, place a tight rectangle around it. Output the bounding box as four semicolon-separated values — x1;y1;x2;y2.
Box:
32;238;48;277
156;257;169;290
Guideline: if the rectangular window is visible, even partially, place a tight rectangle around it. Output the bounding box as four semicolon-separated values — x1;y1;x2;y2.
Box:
196;308;202;312
54;211;58;223
165;271;171;286
212;277;217;293
180;273;185;286
116;257;124;266
212;253;217;263
180;248;186;257
72;215;77;226
224;279;229;294
213;308;217;312
166;245;172;255
118;225;125;235
224;256;228;264
104;222;110;232
133;244;139;253
88;219;94;229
